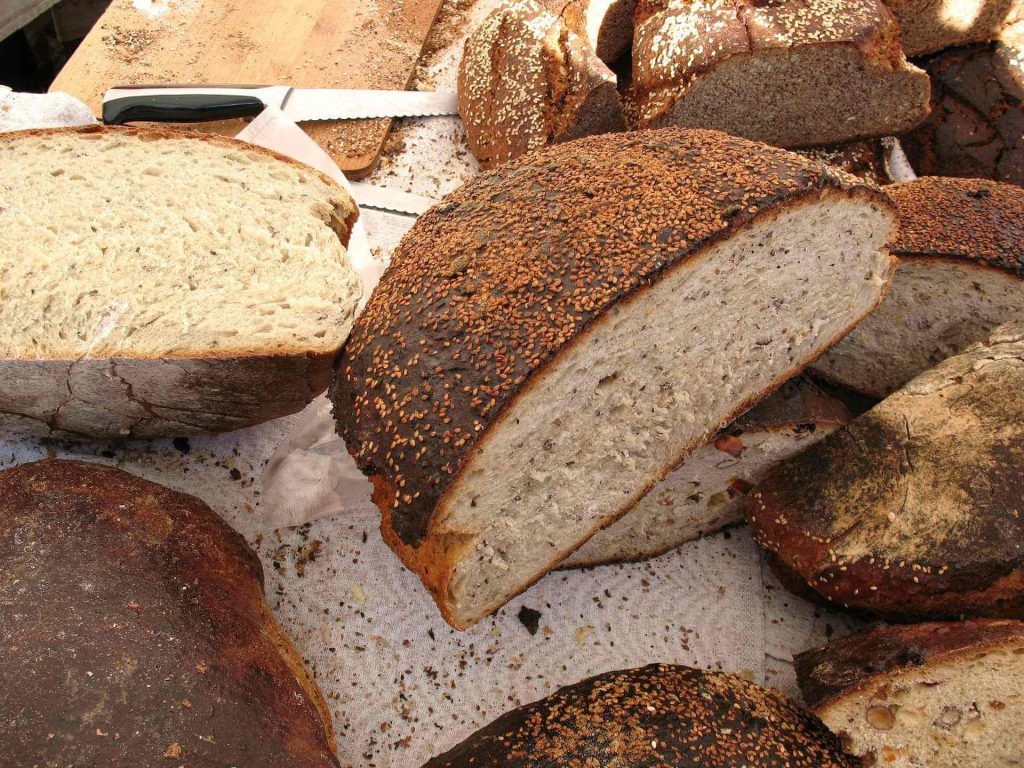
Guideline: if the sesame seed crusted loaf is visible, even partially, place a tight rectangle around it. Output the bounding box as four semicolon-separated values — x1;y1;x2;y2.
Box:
632;0;931;147
795;620;1024;766
422;664;858;768
0;125;361;438
901;29;1024;186
457;0;626;169
332;127;897;629
563;376;852;568
883;0;1024;56
747;321;1024;621
812;176;1024;397
0;460;338;768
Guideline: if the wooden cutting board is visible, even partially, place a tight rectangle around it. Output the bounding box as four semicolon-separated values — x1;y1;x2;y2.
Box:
51;0;445;177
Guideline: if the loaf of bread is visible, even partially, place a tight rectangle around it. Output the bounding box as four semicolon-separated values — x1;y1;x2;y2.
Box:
423;664;856;767
632;0;931;147
554;0;636;63
333;128;897;629
901;29;1024;185
796;620;1024;766
883;0;1023;55
0;460;338;767
813;176;1024;397
458;0;625;169
563;377;851;567
0;125;361;438
747;321;1024;620
797;139;895;186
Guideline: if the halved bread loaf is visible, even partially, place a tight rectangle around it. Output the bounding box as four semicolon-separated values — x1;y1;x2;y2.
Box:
796;620;1024;767
458;0;625;169
423;664;857;767
632;0;931;147
748;321;1024;620
812;177;1024;397
0;460;338;767
883;0;1024;55
0;125;361;438
333;128;898;629
563;377;851;568
554;0;636;63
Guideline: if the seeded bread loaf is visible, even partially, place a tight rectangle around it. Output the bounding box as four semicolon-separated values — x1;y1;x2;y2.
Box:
554;0;636;62
423;664;856;768
747;321;1024;620
883;0;1024;55
0;125;361;438
901;30;1024;185
796;620;1024;766
797;139;896;185
458;0;625;169
812;177;1024;397
0;460;338;767
333;128;897;629
632;0;931;147
563;377;851;568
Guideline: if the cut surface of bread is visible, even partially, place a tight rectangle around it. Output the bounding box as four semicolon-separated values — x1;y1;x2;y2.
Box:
334;128;897;629
0;460;339;768
884;0;1024;55
458;0;625;169
0;125;360;438
563;377;851;567
812;177;1024;397
424;664;857;767
748;322;1024;620
555;0;636;62
796;620;1024;767
632;0;931;147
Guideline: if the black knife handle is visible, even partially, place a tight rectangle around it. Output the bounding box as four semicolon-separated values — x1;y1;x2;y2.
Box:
102;93;266;125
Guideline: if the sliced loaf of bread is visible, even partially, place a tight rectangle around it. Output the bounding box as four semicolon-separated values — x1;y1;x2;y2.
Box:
796;620;1024;766
458;0;625;169
0;126;361;438
883;0;1024;55
748;322;1024;620
563;377;851;568
333;128;897;629
632;0;931;147
812;177;1024;397
424;664;856;768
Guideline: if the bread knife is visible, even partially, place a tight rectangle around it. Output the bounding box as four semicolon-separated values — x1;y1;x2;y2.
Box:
102;85;459;125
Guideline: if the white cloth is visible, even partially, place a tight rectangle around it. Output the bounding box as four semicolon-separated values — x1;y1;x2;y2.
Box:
0;88;95;132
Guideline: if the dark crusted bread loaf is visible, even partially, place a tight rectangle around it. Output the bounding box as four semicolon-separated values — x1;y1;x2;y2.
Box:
748;322;1024;620
812;176;1024;397
0;460;338;768
796;620;1024;766
333;128;897;629
554;0;636;63
797;139;895;185
901;29;1024;185
632;0;931;147
563;376;851;567
883;0;1024;56
458;0;625;169
423;664;857;768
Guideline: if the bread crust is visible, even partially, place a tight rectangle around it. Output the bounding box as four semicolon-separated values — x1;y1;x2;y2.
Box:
795;619;1024;711
0;125;358;438
423;664;857;767
883;0;1024;56
0;459;338;767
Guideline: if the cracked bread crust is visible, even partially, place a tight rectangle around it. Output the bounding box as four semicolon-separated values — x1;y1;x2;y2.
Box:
747;322;1024;620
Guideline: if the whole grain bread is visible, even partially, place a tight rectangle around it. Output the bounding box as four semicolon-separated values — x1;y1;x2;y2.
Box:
563;376;851;567
333;128;897;629
632;0;931;147
812;176;1024;397
0;460;338;767
883;0;1024;55
0;125;361;438
458;0;625;169
747;321;1024;620
796;620;1024;766
423;664;857;768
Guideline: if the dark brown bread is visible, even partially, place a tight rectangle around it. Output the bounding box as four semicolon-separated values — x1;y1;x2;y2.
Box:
901;32;1024;185
883;0;1024;56
747;322;1024;620
0;460;338;768
423;664;857;768
555;0;636;62
797;140;893;185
